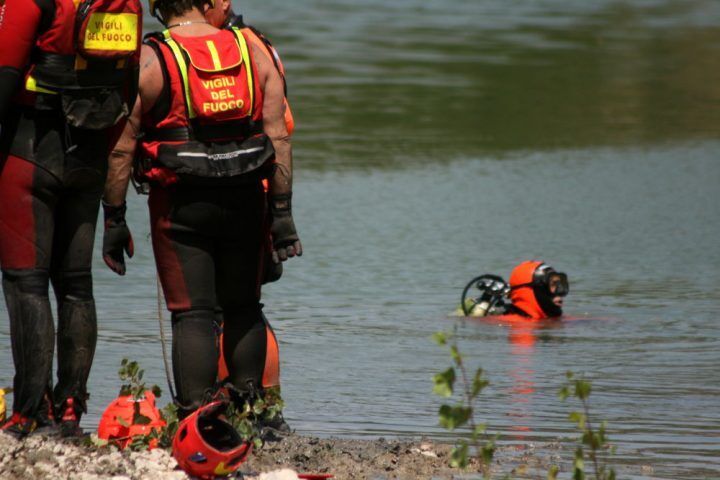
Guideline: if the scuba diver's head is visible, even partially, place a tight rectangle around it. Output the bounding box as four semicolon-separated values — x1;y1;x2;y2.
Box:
509;261;568;319
150;0;216;24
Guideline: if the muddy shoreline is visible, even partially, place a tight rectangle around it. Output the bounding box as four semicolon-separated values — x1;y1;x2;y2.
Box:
0;430;573;479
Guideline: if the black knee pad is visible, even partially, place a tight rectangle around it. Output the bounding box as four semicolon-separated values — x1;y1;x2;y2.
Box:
172;309;219;334
2;269;50;296
52;269;93;302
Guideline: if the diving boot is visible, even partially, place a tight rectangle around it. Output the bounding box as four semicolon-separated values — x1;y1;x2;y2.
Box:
1;412;37;438
258;411;292;442
58;397;83;438
33;391;60;436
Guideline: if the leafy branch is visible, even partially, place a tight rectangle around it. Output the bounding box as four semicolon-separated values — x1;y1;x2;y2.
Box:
432;325;495;476
554;372;616;480
119;359;162;432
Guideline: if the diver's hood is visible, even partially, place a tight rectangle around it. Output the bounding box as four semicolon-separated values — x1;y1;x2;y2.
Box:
509;260;563;319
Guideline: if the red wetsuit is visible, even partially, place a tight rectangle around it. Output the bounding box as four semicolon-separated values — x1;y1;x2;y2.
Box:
0;0;140;433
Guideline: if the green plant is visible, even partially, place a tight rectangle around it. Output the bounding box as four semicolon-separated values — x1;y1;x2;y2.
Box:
432;325;495;476
225;385;285;450
118;359;164;450
156;383;285;450
555;372;616;480
88;359;286;452
119;358;163;400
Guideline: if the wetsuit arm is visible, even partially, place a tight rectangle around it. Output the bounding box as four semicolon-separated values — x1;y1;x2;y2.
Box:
0;0;43;121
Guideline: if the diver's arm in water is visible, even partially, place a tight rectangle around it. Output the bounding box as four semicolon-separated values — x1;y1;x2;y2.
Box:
257;43;302;263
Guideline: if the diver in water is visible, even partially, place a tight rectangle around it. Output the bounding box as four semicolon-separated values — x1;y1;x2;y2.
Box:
459;260;569;319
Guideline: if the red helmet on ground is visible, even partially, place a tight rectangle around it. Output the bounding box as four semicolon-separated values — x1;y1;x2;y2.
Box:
172;401;252;479
98;390;166;449
509;261;568;319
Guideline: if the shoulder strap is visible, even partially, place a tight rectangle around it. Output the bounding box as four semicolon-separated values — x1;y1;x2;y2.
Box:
33;0;57;35
157;29;196;120
143;36;172;125
230;27;255;117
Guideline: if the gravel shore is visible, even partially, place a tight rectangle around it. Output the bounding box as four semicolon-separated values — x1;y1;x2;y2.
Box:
0;431;494;479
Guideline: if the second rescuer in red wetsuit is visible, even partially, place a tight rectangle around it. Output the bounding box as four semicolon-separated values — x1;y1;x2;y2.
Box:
102;0;301;427
0;0;141;437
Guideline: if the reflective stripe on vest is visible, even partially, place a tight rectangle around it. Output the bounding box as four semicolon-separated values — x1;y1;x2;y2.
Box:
25;75;57;95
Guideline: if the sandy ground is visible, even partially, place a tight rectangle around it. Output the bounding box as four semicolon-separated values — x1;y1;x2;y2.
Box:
0;430;570;479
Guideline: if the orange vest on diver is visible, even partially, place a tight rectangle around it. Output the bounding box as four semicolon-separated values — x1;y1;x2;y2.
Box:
24;0;142;128
137;28;275;187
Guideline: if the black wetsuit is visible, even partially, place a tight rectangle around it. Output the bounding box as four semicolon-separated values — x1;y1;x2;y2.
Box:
142;27;281;415
149;184;278;413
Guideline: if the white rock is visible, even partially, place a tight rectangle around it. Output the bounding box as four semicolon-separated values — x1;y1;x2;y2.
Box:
253;469;300;480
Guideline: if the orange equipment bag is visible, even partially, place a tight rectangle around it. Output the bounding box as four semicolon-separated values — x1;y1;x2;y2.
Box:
97;390;166;449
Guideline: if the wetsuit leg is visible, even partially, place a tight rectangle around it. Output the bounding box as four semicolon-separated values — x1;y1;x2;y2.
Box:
0;154;58;418
50;180;106;413
149;187;219;414
215;184;279;393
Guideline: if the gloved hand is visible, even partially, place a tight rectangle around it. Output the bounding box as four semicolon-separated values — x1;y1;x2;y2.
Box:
102;201;134;275
269;193;302;264
262;246;283;284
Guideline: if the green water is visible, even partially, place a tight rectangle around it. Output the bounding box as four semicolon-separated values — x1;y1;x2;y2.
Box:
253;0;720;167
1;1;719;478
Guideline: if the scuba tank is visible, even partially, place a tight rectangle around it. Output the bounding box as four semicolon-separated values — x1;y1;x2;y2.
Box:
460;275;510;316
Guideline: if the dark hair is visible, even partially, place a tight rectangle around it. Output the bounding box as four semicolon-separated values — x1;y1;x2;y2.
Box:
156;0;212;21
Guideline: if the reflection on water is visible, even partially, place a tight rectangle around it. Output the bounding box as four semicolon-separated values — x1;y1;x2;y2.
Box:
1;1;719;478
506;323;540;439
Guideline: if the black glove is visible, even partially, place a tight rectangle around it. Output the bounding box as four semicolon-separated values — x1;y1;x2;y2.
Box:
269;193;302;263
262;247;283;284
102;201;134;275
